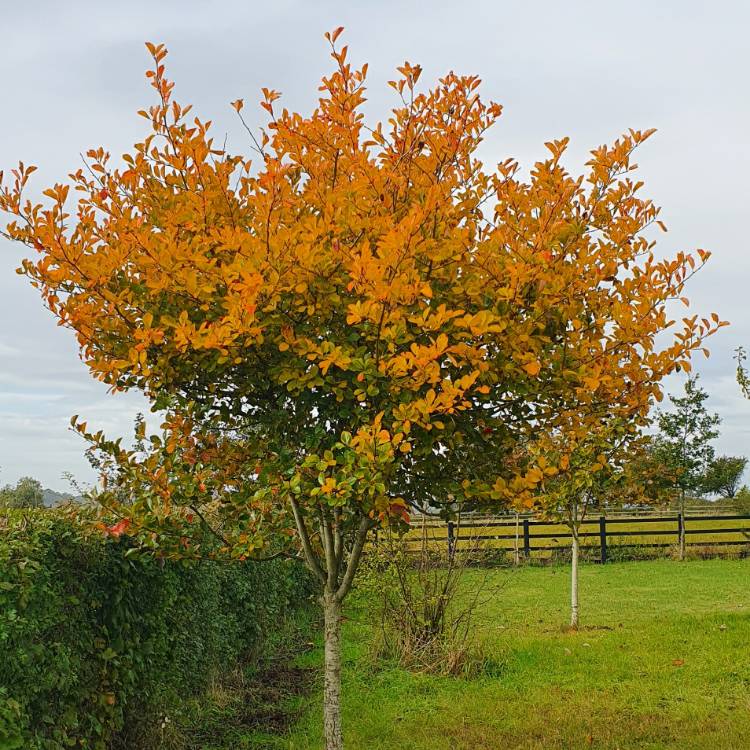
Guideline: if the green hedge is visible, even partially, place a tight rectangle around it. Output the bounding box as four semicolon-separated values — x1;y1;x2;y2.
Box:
0;509;311;749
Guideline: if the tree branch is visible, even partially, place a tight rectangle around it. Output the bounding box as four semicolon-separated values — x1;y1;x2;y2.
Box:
335;514;372;602
289;495;326;585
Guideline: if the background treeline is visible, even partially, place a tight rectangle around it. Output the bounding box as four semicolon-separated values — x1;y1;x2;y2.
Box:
0;508;311;750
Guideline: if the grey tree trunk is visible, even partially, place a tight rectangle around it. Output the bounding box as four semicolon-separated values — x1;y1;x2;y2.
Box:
289;498;371;750
322;591;343;750
570;531;579;629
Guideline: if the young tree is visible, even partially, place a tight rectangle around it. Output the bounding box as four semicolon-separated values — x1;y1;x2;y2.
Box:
530;422;663;629
653;376;720;558
531;429;615;629
702;455;747;499
736;347;750;398
1;32;723;748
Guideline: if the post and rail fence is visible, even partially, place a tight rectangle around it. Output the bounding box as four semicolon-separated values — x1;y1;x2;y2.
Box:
412;509;750;563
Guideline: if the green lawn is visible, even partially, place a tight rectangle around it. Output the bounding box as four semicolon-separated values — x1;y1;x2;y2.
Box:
251;558;750;750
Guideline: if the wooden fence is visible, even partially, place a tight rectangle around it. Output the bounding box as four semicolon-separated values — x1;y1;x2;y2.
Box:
409;511;750;562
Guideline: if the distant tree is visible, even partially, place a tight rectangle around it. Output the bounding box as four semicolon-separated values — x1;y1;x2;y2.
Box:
0;476;44;508
653;376;720;558
735;485;750;514
701;456;747;499
610;438;677;507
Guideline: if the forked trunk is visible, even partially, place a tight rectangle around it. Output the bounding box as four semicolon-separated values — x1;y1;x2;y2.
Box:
570;532;579;629
322;591;343;750
289;499;370;750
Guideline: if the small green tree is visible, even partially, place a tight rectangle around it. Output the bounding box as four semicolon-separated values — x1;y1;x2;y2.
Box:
0;476;44;508
653;376;720;558
736;347;750;398
533;422;659;629
702;456;747;499
734;485;750;514
534;432;616;629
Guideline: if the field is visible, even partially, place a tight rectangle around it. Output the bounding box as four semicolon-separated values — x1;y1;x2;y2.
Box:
232;558;750;750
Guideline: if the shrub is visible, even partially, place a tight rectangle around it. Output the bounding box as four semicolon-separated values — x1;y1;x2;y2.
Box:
357;523;496;677
0;508;311;749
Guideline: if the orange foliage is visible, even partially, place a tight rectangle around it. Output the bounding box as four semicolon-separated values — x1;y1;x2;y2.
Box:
0;31;725;534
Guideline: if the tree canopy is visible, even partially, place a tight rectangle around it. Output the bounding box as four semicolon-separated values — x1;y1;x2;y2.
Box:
0;31;725;749
0;476;44;509
702;455;747;499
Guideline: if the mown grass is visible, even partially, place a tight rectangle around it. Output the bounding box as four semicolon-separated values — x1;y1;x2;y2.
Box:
237;558;750;749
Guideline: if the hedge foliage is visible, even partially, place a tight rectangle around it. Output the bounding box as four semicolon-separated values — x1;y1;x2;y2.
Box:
0;508;311;749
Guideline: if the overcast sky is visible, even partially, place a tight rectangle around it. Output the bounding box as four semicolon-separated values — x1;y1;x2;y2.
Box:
1;0;749;490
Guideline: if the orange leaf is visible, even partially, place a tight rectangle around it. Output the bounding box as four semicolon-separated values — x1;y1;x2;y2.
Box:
523;361;541;377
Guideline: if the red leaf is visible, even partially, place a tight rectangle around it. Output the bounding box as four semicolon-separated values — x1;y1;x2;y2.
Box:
106;518;131;537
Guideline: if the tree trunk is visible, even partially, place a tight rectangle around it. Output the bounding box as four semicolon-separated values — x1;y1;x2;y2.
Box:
322;591;343;750
678;489;686;561
570;531;579;629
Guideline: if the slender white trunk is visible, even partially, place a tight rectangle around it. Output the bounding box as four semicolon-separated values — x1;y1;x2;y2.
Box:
322;591;343;750
570;532;579;629
513;512;520;566
678;489;686;561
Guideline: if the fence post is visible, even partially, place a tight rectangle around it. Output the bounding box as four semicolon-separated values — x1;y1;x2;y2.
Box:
447;520;456;560
599;515;607;564
677;512;684;551
523;518;531;558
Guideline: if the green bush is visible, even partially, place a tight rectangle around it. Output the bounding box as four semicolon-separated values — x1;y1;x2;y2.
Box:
0;508;311;749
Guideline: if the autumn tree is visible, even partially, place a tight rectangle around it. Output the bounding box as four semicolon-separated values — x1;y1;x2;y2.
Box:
530;428;612;628
653;376;720;558
1;30;723;749
528;419;663;628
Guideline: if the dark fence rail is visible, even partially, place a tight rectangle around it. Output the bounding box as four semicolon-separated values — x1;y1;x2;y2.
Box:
412;512;750;563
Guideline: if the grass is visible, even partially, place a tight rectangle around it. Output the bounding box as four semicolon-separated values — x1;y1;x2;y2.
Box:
152;606;319;750
236;557;750;750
